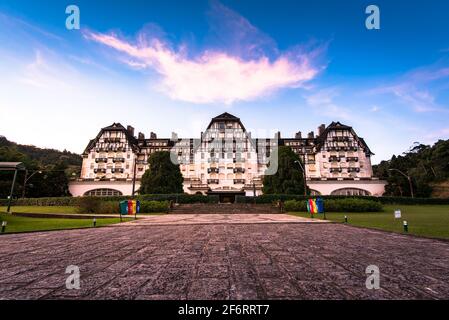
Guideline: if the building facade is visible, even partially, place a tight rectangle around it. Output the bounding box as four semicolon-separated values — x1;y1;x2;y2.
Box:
69;113;386;200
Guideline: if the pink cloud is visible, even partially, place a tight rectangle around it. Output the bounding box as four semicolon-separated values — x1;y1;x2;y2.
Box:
83;4;325;104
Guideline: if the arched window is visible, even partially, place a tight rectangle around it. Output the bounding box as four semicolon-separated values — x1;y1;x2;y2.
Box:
331;188;371;196
84;188;123;197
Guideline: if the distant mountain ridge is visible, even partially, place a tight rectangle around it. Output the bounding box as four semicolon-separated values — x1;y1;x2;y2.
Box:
0;135;82;167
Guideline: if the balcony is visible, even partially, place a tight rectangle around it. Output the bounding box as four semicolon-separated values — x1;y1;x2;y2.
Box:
111;168;124;173
112;157;125;163
347;167;360;173
233;158;246;163
136;160;147;165
233;168;245;173
346;157;359;162
233;179;246;184
207;179;219;184
95;158;108;163
94;168;107;174
103;137;121;143
329;156;341;162
189;184;208;189
333;136;349;142
208;158;219;163
330;168;342;173
207;168;219;173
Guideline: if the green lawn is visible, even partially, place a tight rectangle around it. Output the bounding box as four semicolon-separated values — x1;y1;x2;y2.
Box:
0;213;132;234
0;206;78;214
290;205;449;240
0;206;166;215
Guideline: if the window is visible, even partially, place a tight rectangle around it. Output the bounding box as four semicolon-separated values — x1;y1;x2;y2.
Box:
84;188;123;197
331;188;371;196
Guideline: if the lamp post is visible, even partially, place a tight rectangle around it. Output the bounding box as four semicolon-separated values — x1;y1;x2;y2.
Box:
388;168;414;198
131;157;137;196
22;170;42;198
252;182;256;204
294;159;308;196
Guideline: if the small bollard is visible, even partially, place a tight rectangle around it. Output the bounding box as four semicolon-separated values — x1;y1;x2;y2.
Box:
1;221;6;233
344;215;348;223
93;218;97;228
403;220;408;232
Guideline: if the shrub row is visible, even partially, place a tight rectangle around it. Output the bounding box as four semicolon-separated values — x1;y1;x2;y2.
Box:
236;194;449;205
0;194;219;206
284;198;383;212
76;197;170;214
2;194;449;207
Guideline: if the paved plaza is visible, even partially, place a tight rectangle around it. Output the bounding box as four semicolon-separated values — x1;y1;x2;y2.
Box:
0;214;448;300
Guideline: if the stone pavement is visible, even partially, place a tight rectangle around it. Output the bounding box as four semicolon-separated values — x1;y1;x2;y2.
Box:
0;214;448;300
119;213;329;226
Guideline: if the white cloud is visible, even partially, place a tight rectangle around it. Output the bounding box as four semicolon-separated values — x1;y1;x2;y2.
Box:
83;3;326;104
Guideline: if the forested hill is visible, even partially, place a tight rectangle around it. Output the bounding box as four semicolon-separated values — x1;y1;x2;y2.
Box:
373;139;449;198
0;135;82;167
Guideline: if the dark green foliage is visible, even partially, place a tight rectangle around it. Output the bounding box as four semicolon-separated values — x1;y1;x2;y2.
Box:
0;136;82;166
0;194;220;206
235;194;449;205
0;136;80;198
284;198;383;212
76;197;103;213
76;198;169;214
262;146;306;195
139;151;184;194
139;200;170;213
373;140;449;197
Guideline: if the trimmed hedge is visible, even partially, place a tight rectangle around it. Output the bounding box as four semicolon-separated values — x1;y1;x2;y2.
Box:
236;194;449;205
2;194;449;207
0;194;219;206
284;198;383;212
76;197;170;214
139;200;170;213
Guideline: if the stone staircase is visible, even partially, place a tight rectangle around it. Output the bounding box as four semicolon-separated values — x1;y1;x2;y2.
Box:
169;203;281;214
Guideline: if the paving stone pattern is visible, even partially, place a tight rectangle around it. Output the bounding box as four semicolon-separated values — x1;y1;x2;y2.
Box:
0;215;448;300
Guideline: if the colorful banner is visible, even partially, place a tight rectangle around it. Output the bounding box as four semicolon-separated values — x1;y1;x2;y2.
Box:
307;198;324;214
307;199;318;214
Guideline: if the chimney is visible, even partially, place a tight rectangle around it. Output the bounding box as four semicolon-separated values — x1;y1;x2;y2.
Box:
317;124;325;136
295;131;302;139
138;132;145;140
127;125;135;137
150;132;157;139
307;131;314;139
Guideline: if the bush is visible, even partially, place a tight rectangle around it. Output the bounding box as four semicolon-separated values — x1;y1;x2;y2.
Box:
139;200;170;213
284;198;383;212
284;200;307;212
0;196;79;206
76;197;102;214
236;194;449;205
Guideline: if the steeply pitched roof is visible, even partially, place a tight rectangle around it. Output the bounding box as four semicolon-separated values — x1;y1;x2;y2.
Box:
327;121;352;130
207;112;246;131
101;123;126;131
212;112;240;121
315;121;374;155
82;123;138;154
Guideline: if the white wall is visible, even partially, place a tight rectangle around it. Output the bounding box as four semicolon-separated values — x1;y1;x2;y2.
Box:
69;181;140;197
307;180;387;196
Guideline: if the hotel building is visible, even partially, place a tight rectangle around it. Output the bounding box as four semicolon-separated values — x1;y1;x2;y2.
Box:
69;113;386;201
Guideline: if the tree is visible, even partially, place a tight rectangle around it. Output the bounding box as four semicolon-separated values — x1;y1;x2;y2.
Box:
139;151;184;194
0;145;71;198
262;146;306;195
372;139;449;198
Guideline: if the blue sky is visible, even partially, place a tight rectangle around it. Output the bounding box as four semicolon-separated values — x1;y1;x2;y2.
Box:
0;0;449;163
